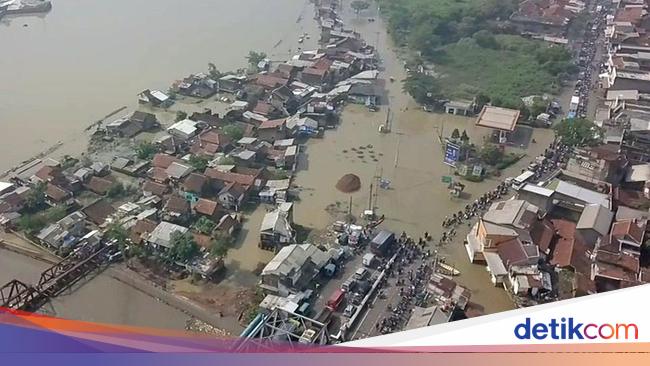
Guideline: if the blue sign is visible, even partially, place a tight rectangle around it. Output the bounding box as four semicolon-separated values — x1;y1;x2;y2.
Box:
444;142;460;167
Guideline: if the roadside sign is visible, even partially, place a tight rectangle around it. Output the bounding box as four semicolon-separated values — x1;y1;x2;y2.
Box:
472;165;484;177
441;176;452;184
444;142;461;167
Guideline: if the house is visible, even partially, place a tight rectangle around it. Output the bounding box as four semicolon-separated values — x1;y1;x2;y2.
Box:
575;203;614;246
215;213;241;237
147;221;189;250
217;74;247;93
130;111;158;131
259;243;331;296
85;176;114;195
189;110;225;128
301;67;329;88
36;211;86;249
106;116;142;138
592;246;641;292
189;129;232;156
182;173;209;195
138;89;173;108
73;167;93;182
45;183;73;206
608;218;647;257
550;218;595;297
285;115;319;136
259;204;295;250
427;273;471;310
253;101;281;118
204;167;261;191
174;73;217;98
193;198;223;220
546;179;612;210
82;199;116;226
165;162;193;181
348;83;382;105
129;219;158;245
0;191;25;214
257;118;287;142
167;119;199;140
90;162;109;176
465;200;541;263
217;182;246;211
142;180;169;197
563;146;628;185
163;195;191;222
444;100;475;116
254;74;289;91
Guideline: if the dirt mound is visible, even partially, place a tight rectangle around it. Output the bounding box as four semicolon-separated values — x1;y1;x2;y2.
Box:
336;173;361;193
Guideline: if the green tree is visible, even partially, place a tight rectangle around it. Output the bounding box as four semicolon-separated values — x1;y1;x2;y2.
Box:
167;232;200;263
106;222;129;251
24;182;46;212
554;118;603;147
136;141;157;160
402;72;442;105
222;125;245;141
44;206;67;222
188;155;209;172
18;214;46;235
451;128;460;140
461;130;470;143
106;182;125;198
193;216;216;235
246;51;267;70
210;233;234;258
175;111;187;122
207;63;223;79
480;144;505;165
473;30;499;49
351;0;370;16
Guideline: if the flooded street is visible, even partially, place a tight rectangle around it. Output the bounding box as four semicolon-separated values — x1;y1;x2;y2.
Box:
0;0;319;172
291;6;557;314
0;248;189;329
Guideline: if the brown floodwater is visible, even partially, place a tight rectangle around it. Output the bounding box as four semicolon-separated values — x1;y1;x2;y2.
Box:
0;0;319;172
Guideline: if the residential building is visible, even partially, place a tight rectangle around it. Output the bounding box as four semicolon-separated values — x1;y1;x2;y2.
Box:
259;243;331;296
147;221;189;251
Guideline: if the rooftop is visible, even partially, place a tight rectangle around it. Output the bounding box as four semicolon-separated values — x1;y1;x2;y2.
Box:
475;106;520;132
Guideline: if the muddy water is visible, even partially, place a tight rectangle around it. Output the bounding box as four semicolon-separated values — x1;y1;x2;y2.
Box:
0;248;189;329
292;5;557;314
0;0;319;172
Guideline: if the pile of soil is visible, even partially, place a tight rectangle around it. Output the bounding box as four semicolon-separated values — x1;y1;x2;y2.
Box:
336;173;361;193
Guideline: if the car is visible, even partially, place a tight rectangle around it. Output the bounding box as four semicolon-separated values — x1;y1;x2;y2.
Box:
343;304;357;317
107;251;123;263
354;267;369;280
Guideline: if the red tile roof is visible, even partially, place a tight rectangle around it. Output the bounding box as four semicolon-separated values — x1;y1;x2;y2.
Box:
258;118;286;130
148;167;169;183
253;102;276;116
550;219;591;272
143;180;169;197
183;173;208;194
611;219;647;245
152;153;180;169
164;195;190;214
205;168;256;187
194;198;221;217
85;176;113;195
198;130;231;146
529;219;555;253
45;183;71;202
130;219;158;244
255;74;288;89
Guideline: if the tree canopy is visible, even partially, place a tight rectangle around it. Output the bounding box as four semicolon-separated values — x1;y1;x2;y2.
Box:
351;1;370;15
188;155;209;172
193;216;216;235
402;72;442;104
554;118;603;147
246;51;267;69
136;141;157;160
167;232;200;263
222;124;245;141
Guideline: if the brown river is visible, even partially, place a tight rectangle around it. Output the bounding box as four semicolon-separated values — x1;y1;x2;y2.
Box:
0;0;319;173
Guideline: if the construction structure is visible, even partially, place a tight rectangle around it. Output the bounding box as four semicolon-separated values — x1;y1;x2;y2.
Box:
475;106;521;144
235;308;330;351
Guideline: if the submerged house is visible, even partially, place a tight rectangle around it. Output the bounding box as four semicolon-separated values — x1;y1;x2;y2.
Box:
259;243;331;296
259;203;295;250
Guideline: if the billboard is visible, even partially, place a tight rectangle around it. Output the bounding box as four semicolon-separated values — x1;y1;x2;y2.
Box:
444;142;461;167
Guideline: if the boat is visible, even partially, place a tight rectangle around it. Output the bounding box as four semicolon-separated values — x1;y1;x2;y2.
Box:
436;262;461;276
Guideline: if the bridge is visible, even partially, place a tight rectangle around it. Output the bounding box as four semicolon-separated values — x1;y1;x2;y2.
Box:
0;244;114;312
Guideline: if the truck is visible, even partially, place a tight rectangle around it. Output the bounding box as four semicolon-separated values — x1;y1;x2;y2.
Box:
569;95;580;115
370;230;395;256
326;289;346;311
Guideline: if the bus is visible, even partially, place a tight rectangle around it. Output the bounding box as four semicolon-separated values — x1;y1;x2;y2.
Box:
512;170;536;190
